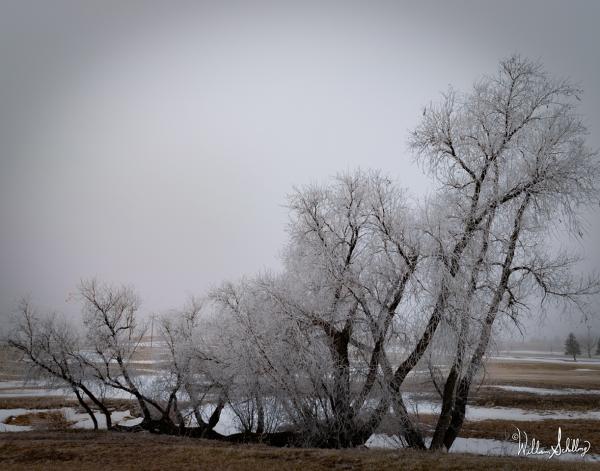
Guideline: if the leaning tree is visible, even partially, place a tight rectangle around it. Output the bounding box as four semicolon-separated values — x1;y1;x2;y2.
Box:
406;54;599;450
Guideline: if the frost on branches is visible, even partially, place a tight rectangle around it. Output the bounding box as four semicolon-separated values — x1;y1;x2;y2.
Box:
7;55;599;449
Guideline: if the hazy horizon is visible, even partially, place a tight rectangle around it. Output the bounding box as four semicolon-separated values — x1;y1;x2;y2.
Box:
1;1;599;340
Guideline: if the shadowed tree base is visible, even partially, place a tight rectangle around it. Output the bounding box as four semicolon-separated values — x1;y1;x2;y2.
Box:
111;420;378;449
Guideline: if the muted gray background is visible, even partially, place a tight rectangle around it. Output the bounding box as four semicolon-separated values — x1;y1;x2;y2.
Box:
1;1;599;340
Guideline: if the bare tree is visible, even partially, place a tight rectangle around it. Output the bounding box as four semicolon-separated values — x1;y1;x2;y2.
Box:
8;298;112;429
209;170;427;447
6;54;598;453
582;324;596;359
158;296;230;437
409;54;599;451
77;278;183;433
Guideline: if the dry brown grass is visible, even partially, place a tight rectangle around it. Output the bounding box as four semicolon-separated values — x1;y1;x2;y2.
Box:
485;360;600;389
471;389;600;411
458;418;600;446
2;353;599;469
1;431;599;471
3;411;73;431
379;411;600;445
0;397;80;410
0;396;138;412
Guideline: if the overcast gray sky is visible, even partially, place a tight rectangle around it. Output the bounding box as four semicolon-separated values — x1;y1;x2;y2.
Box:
1;1;599;337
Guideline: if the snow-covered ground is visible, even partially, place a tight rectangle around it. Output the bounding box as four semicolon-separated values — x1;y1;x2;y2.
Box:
466;405;600;421
366;435;600;462
2;349;600;462
212;406;241;435
486;385;600;396
0;407;600;461
402;397;600;422
134;341;168;348
490;352;600;366
2;394;598;461
2;379;599;426
0;407;141;432
0;388;68;398
0;408;44;432
0;375;217;403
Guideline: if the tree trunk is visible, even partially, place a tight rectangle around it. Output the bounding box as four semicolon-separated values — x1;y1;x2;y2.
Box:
255;396;265;435
325;325;355;448
73;387;98;430
429;364;459;450
387;376;426;449
207;396;226;431
79;383;112;429
442;194;531;450
443;376;470;449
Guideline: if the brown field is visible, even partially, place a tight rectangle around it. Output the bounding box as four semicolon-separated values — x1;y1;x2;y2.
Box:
3;411;74;431
460;418;600;445
2;431;599;471
1;355;599;469
484;360;600;389
382;413;600;447
470;389;600;411
0;397;139;413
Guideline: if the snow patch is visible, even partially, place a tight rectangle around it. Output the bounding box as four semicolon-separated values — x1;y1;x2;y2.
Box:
490;355;600;366
0;407;141;432
487;385;600;396
366;434;600;461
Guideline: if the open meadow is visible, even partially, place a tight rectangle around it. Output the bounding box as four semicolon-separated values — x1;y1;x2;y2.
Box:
2;4;600;470
2;344;600;469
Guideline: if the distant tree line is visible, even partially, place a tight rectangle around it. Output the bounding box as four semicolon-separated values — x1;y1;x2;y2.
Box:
564;332;600;361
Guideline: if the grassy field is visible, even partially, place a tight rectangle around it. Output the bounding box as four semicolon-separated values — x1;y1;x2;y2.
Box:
2;349;600;469
2;430;599;471
484;359;600;389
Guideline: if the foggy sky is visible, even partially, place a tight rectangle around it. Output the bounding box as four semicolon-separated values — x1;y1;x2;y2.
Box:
1;1;599;339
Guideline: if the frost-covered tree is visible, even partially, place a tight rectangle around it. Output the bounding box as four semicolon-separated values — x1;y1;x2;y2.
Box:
158;297;231;437
582;325;596;359
76;278;186;433
209;56;599;450
8;298;112;429
211;170;425;447
411;55;600;450
6;54;598;452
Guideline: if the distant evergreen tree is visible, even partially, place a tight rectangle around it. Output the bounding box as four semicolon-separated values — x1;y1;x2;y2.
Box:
565;333;581;361
596;338;600;356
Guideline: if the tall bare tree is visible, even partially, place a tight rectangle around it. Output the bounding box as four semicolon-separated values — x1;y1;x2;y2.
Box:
408;54;599;450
